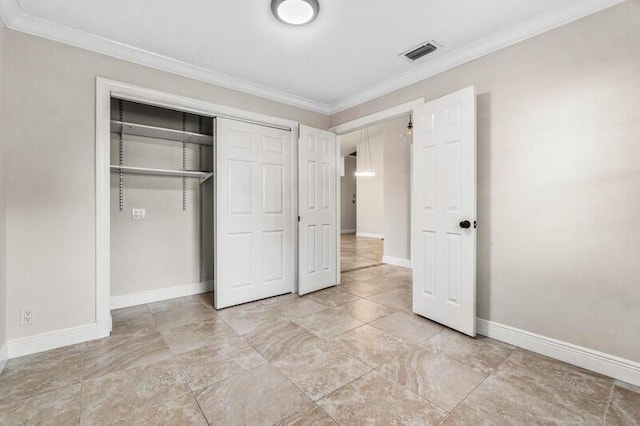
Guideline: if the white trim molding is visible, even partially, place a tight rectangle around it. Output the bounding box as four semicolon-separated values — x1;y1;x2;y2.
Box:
329;0;626;113
341;229;356;234
382;256;412;269
477;318;640;387
7;324;97;359
0;0;330;114
0;341;8;372
355;232;384;239
0;0;624;115
111;281;213;310
330;99;425;135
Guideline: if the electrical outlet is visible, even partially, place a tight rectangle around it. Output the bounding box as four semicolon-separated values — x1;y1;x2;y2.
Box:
20;307;34;326
131;208;146;221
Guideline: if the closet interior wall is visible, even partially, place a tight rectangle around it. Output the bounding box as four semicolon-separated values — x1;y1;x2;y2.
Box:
109;99;214;300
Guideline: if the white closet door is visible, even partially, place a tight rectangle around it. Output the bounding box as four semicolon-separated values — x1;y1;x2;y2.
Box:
298;125;338;295
215;118;294;309
412;86;477;336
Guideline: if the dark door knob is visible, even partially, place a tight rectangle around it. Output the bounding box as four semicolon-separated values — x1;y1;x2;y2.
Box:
459;220;471;229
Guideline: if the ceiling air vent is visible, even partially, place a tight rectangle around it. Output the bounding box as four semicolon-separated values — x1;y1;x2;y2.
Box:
401;40;441;62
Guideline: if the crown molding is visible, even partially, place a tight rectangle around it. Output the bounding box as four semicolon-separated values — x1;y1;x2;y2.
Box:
0;0;332;114
329;0;626;114
0;0;626;116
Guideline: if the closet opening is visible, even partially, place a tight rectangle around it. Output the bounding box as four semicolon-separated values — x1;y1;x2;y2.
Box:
109;98;215;315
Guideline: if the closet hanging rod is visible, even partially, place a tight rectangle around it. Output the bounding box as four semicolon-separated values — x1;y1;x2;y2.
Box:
110;120;213;146
110;165;213;181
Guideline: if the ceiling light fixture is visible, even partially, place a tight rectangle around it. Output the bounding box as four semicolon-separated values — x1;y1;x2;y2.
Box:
271;0;320;26
355;128;375;178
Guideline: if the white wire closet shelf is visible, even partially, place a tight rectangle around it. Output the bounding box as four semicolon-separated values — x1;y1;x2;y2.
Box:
110;165;213;183
110;120;213;146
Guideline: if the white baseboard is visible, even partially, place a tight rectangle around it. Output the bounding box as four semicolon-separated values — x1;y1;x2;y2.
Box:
355;232;384;239
341;229;356;234
476;318;640;387
0;341;8;372
8;324;97;359
110;280;214;310
382;256;412;268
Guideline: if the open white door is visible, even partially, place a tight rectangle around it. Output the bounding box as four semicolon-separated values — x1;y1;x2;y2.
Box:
215;118;294;309
298;125;338;295
412;86;477;336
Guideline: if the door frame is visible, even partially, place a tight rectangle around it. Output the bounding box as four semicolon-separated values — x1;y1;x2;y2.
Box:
328;98;425;273
95;78;299;338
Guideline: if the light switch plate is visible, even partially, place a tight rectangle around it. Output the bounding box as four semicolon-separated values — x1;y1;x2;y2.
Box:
131;208;146;221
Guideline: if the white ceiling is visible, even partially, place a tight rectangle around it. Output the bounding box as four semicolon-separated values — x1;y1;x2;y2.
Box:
0;0;624;114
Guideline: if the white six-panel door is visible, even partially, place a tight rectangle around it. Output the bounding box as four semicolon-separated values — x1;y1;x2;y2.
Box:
412;86;477;336
298;125;338;295
215;118;294;309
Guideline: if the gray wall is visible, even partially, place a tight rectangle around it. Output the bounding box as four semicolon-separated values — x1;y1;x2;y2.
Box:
340;156;357;232
0;27;7;363
3;28;328;342
331;1;640;363
382;116;411;263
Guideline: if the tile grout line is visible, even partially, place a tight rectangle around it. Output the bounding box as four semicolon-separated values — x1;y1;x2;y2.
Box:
436;344;518;425
178;368;211;425
600;380;616;426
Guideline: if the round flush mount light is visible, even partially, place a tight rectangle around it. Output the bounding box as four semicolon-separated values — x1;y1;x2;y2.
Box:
271;0;320;26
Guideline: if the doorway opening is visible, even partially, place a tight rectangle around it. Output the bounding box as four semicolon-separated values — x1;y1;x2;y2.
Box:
338;114;413;273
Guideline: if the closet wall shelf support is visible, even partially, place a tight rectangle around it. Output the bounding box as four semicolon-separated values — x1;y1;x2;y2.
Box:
110;165;212;180
110;120;213;146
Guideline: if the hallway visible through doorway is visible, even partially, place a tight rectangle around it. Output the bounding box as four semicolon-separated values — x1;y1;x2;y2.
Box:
341;233;383;272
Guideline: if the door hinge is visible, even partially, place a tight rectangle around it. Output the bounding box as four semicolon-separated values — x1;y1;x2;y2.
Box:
298;216;301;222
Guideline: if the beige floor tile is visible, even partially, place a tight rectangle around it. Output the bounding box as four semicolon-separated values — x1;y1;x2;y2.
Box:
0;343;84;405
370;311;443;346
80;361;206;425
197;364;314;426
270;296;329;319
146;294;205;314
274;341;371;401
149;296;217;330
334;298;397;323
492;349;613;424
246;320;324;362
441;375;596;425
274;405;337;425
331;324;416;368
198;291;214;307
172;338;266;395
307;287;361;307
111;305;157;336
338;280;387;298
317;371;446;426
605;382;640;425
217;302;285;336
340;234;383;273
365;286;412;310
293;308;364;339
82;331;173;380
420;328;515;374
160;318;236;355
0;384;81;425
378;347;487;411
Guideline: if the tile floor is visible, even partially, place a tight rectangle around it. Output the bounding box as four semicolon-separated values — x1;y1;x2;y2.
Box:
340;233;383;272
1;265;639;425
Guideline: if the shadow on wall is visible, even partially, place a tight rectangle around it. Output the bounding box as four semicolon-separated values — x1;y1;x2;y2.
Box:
476;92;492;319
